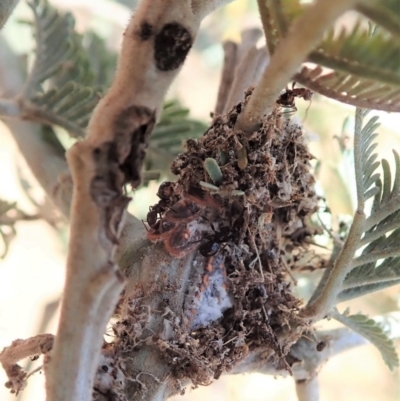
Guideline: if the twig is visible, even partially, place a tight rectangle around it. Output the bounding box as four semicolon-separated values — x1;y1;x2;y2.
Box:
214;41;237;115
257;0;278;55
295;377;320;401
0;334;54;395
236;0;358;134
223;30;268;113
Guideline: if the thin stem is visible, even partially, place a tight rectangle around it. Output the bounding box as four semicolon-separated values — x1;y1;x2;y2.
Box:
21;101;86;138
256;0;278;55
295;377;320;401
236;0;358;134
214;41;237;115
301;108;368;321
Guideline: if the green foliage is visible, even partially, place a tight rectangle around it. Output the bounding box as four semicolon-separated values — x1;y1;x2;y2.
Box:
357;110;381;202
335;111;400;300
261;0;400;111
333;309;399;371
22;0;105;137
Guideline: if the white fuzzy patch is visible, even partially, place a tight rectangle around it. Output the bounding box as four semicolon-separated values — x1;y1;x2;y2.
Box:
188;255;232;330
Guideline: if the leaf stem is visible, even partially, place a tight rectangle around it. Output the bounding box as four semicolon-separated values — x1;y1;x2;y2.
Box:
236;0;358;134
301;108;367;321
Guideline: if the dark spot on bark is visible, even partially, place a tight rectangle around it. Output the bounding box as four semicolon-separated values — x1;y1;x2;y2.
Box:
113;105;156;187
89;142;130;244
138;22;153;41
154;22;192;71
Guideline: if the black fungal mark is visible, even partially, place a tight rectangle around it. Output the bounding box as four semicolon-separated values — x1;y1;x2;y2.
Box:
139;21;153;41
154;22;192;71
113;105;156;188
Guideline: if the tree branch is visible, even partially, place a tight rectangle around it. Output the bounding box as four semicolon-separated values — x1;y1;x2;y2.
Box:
295;377;320;401
235;0;359;134
0;334;54;395
45;1;234;400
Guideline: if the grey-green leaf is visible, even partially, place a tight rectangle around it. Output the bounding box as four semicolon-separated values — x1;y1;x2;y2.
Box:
333;311;399;371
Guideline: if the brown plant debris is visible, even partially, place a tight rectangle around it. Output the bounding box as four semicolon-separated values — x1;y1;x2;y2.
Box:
115;91;321;390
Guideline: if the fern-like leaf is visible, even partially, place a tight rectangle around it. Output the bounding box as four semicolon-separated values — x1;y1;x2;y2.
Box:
338;112;400;296
364;150;400;235
357;111;381;202
310;23;400;86
21;0;107;137
333;310;399;371
295;66;400;112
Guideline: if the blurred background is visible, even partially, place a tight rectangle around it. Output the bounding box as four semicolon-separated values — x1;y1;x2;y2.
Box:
0;1;399;400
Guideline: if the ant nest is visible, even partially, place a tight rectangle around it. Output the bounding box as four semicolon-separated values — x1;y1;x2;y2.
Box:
143;93;320;385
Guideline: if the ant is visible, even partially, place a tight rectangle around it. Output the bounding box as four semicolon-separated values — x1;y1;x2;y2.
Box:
276;82;313;116
198;225;235;257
